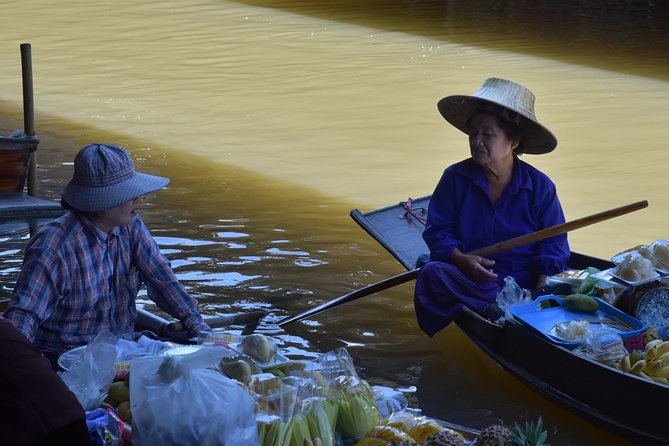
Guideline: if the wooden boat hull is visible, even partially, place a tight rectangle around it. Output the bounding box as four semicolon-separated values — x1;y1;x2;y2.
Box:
451;307;667;444
351;196;669;445
0;135;38;193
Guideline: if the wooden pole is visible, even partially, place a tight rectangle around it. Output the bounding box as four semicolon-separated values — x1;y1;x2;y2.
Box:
277;199;649;327
20;43;37;197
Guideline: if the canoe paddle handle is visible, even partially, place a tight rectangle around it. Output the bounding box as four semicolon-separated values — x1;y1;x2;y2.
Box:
166;316;238;333
278;199;648;327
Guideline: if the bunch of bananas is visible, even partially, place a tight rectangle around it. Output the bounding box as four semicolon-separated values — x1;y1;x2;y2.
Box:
616;339;669;384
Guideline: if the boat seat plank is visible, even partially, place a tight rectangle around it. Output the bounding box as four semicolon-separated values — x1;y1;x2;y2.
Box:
351;196;430;270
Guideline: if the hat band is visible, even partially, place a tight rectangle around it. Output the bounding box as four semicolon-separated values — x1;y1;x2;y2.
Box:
72;163;135;188
477;102;522;127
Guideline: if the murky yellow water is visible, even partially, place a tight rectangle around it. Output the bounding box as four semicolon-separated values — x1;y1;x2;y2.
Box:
2;1;669;444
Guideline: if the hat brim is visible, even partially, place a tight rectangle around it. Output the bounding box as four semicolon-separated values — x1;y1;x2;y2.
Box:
437;95;557;155
62;172;170;212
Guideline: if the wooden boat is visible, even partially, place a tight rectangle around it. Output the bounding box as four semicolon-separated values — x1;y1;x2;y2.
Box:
0;44;65;230
351;196;669;445
0;134;64;227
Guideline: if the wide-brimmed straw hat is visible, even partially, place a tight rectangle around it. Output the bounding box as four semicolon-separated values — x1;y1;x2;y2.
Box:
437;77;557;154
62;143;170;212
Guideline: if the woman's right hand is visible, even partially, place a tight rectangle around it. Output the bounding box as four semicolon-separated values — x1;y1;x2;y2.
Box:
450;249;498;282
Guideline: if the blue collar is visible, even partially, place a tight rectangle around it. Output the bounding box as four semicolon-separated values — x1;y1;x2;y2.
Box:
456;157;535;196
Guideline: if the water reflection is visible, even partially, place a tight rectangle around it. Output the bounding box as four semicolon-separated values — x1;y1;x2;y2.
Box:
234;0;669;81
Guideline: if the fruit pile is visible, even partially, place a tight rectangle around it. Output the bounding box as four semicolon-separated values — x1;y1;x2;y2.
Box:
614;339;669;384
356;411;467;445
355;415;550;446
472;418;548;446
103;370;132;423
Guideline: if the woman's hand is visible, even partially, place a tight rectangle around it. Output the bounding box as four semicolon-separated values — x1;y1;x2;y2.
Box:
450;248;498;282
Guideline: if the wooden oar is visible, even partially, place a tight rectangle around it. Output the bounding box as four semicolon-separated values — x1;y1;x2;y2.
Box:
277;199;648;327
135;307;268;341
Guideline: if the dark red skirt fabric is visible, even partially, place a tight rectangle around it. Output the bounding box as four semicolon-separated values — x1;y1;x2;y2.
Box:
0;317;86;445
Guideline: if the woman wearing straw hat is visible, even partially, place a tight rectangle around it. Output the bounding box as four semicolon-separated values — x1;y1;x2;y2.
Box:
414;78;570;337
5;143;212;363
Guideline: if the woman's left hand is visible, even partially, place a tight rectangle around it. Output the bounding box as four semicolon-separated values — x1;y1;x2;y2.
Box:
450;249;498;282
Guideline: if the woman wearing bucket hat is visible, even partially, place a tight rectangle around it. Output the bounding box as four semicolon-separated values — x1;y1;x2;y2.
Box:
5;143;212;362
414;78;570;337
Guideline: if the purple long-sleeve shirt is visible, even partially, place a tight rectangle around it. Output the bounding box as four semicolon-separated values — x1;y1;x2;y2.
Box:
423;157;570;289
5;212;209;355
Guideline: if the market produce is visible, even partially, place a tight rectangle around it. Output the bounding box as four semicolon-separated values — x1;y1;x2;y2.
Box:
219;356;254;383
617;340;669;384
354;412;470;446
471;418;550;446
311;399;337;446
117;400;132;423
638;240;669;270
504;418;549;446
257;415;292;446
331;375;380;441
551;320;590;341
562;294;598;313
288;413;314;446
241;334;277;363
384;411;419;432
108;380;130;402
651;241;669;269
408;418;446;443
358;425;415;443
249;373;281;394
256;396;337;446
265;360;309;377
103;371;132;424
423;429;467;446
613;252;656;281
473;425;511;446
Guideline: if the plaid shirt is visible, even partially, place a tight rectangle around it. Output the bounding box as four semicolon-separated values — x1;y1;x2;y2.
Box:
5;211;209;355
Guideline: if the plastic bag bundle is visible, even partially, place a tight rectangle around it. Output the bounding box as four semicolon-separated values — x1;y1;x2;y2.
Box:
254;373;299;446
115;335;171;362
131;347;259;446
59;331;119;410
373;386;408;420
291;377;338;446
318;348;379;442
574;325;628;365
254;372;338;446
550;320;591;341
496;276;533;312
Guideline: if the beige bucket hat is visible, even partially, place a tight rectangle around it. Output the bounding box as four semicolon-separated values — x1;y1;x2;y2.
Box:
437;78;557;154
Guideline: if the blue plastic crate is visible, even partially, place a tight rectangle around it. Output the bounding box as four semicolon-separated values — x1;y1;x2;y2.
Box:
508;294;646;349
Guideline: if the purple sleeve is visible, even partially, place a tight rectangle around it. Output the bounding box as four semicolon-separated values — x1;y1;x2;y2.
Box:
530;179;570;275
422;167;464;262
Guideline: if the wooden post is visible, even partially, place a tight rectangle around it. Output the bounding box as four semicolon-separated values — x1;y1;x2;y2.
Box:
20;43;37;197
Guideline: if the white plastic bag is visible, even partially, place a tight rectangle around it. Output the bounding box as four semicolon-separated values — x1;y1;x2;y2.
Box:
59;331;118;410
131;347;259;446
496;276;533;312
574;325;627;365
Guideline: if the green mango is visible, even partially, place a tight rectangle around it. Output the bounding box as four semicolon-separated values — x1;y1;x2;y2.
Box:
108;381;130;402
563;294;599;313
220;359;253;383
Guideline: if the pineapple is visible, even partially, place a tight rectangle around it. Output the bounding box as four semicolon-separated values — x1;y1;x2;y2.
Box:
474;424;511;446
423;429;467;446
499;417;549;446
